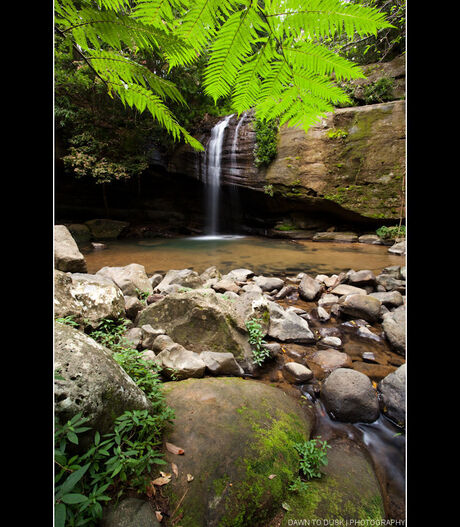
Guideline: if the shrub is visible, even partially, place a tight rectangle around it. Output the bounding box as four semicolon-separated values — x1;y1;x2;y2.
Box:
376;225;406;240
254;118;279;168
294;438;331;480
245;317;271;366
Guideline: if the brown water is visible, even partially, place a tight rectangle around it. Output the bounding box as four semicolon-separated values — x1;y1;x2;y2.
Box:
82;235;404;276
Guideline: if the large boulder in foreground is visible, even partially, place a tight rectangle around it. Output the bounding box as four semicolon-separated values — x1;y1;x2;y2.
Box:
54;323;151;441
135;289;253;364
160;377;315;527
54;270;125;328
320;368;380;423
54;225;87;273
280;437;385;526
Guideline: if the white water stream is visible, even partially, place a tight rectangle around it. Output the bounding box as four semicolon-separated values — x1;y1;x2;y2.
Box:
204;114;234;235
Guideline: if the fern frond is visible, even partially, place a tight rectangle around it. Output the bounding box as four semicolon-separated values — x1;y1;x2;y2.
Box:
132;0;188;29
204;6;266;101
265;0;394;40
283;40;365;81
86;49;186;104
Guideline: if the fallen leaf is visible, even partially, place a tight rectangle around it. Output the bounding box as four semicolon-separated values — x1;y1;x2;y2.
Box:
268;474;277;479
155;511;163;522
146;482;156;497
282;502;291;511
160;471;172;479
165;442;185;455
152;475;171;486
187;474;194;482
171;463;179;477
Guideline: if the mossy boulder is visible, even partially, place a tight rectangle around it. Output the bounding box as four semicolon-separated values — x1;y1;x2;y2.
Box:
135;289;254;364
160;377;315;527
280;438;385;525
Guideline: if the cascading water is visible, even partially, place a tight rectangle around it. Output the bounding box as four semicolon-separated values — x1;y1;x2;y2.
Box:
203;114;233;236
230;112;246;172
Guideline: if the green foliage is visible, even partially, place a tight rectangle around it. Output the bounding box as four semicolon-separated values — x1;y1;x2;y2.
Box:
55;409;171;526
55;0;393;154
245;317;270;366
254;119;279;168
135;288;150;304
88;318;130;351
376;225;405;239
55;315;80;328
289;476;310;492
294;438;331;480
363;77;395;103
274;222;297;231
263;184;274;197
327;128;348;139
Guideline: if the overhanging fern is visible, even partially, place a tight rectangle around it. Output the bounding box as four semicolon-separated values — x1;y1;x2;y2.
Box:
55;0;394;147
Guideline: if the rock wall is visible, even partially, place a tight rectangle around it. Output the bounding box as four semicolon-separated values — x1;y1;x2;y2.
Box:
168;55;406;222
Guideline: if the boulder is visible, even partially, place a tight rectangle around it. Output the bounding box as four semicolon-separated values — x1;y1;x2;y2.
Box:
124;295;144;320
307;349;352;377
281;437;384;524
67;223;92;244
124;327;142;349
200;265;222;282
199;351;244;376
135;289;253;362
155;343;206;380
101;498;161;527
96;263;153;297
318;293;339;306
313;232;358;243
54;270;125;329
154;268;204;293
316;306;330;322
267;301;315;343
369;290;404;308
54;225;87;273
330;284;367;296
282;362;314;383
225;268;254;281
319;336;342;348
161;377;314;527
253;275;285;292
382;305;406;355
347;269;377;288
388;240;406;255
54;323;151;441
358;234;383;245
378;364;406;427
140;325;165;350
212;278;240;294
320;368;380;423
298;274;323;301
376;274;405;292
339;294;382;322
84;218;129;240
148;273;163;289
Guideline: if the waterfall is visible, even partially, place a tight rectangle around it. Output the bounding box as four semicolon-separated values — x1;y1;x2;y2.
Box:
204;114;233;235
230;112;246;173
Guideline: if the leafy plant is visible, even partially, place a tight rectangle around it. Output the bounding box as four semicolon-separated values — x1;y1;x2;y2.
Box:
288;476;310;492
135;288;151;304
55;409;172;527
88;318;130;351
56;315;80;328
263;184;274;197
376;225;406;240
294;438;331;480
254;118;279;168
245;317;271;366
363;77;395;104
327;128;348;139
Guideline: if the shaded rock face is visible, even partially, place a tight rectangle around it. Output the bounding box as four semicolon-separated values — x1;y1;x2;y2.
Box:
161;377;315;527
169;98;405;223
378;364;406;426
54;323;151;442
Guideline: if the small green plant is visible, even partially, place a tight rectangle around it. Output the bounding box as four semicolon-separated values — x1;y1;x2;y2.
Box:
363;77;395;104
294;438;330;480
55;315;79;327
289;476;310;492
89;318;130;351
245;317;270;366
135;288;150;304
274;222;297;231
254;118;279;168
327;128;348;140
263;184;274;197
55;409;171;527
376;225;406;240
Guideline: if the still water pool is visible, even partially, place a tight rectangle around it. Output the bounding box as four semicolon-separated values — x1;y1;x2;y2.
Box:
82;235;404;276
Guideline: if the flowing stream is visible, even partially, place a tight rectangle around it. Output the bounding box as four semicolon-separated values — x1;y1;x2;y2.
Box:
204;114;234;235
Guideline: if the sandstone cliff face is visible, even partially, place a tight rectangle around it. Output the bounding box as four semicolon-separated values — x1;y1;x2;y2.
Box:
168;56;405;222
